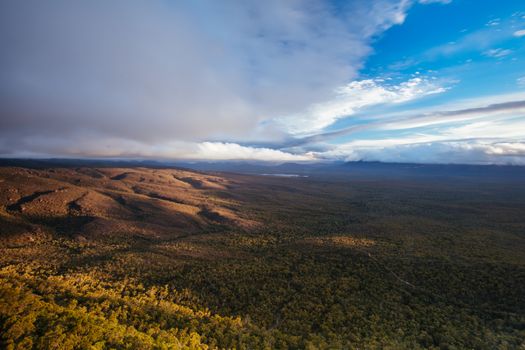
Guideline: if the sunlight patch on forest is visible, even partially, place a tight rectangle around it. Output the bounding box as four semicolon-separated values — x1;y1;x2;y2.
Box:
301;235;376;248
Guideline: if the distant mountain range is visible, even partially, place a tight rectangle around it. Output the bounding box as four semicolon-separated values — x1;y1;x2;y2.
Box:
1;158;524;182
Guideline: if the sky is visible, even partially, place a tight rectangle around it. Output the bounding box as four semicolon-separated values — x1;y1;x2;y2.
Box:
1;0;524;164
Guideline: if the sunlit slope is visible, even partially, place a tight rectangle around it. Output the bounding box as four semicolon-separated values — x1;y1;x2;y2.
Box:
0;167;256;243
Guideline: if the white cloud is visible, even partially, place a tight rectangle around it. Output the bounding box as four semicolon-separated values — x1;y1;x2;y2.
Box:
514;29;525;37
418;0;452;4
486;19;501;27
483;142;525;156
194;142;313;162
483;48;513;58
277;77;447;135
518;77;525;87
422;22;516;60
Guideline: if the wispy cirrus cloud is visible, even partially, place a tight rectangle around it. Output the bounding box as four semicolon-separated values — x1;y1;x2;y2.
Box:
483;48;513;58
284;92;525;141
424;27;514;60
276;76;447;135
379;99;525;130
388;17;522;71
417;0;452;4
275;90;525;164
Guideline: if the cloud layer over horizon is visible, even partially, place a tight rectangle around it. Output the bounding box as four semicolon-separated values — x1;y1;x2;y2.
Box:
1;0;525;164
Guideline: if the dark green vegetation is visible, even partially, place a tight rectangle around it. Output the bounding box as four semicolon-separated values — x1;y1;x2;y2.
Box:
1;165;525;349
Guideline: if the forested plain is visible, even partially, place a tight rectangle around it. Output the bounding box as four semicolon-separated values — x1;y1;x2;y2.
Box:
0;164;524;349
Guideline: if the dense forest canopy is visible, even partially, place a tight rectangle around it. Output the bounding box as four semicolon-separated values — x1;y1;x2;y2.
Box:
0;165;524;349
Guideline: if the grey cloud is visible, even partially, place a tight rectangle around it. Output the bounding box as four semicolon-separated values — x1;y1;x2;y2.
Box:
0;0;410;157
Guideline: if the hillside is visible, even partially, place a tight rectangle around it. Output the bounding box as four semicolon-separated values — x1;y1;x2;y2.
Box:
1;165;525;349
0;167;256;243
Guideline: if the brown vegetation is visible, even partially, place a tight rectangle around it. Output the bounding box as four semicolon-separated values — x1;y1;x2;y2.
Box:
0;167;256;244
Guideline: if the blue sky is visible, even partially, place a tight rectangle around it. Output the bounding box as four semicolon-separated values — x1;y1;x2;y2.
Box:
1;0;525;164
